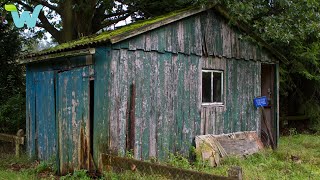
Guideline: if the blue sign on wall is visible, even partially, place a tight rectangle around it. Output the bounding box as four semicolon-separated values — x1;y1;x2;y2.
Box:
253;96;268;108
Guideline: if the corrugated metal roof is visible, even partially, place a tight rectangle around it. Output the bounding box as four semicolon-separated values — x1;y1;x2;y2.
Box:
22;6;204;59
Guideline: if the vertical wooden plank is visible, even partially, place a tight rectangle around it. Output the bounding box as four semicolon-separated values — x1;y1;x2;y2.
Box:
149;51;158;158
163;53;172;155
275;63;280;146
109;50;120;153
168;54;176;153
141;51;151;160
175;53;185;154
171;23;178;54
26;67;36;158
184;18;191;55
93;47;110;163
206;10;215;56
134;50;143;160
213;11;223;56
181;54;191;155
150;30;159;52
157;28;166;53
190;55;201;138
177;21;185;53
125;50;136;153
56;66;90;173
156;52;165;159
165;24;173;52
145;32;152;52
198;57;203;135
35;71;56;161
118;49;128;156
194;16;203;56
223;23;232;58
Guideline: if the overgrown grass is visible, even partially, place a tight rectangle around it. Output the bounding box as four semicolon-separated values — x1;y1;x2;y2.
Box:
0;134;319;179
199;134;320;179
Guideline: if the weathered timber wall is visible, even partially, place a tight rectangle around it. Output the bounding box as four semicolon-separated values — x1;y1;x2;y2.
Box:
95;49;201;160
201;57;261;135
25;7;278;172
112;9;276;63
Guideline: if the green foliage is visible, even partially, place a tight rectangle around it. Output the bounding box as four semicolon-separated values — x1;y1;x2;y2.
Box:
0;94;26;133
211;0;320;130
61;170;91;180
102;170;168;180
0;23;25;134
166;153;191;169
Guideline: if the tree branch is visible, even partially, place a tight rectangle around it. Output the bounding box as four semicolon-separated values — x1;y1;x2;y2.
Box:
99;13;131;29
32;0;61;14
37;11;62;43
16;0;62;43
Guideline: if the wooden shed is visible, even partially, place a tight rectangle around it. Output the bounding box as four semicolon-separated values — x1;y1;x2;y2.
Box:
22;5;282;174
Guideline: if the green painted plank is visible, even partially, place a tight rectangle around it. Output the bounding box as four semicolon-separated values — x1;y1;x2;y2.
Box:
183;18;191;55
149;51;158;157
109;50;120;153
175;53;185;154
213;11;223;56
156;52;165;160
141;51;151;160
134;50;144;159
118;49;129;156
93;47;111;162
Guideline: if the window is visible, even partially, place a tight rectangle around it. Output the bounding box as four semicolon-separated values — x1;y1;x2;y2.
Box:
202;70;223;105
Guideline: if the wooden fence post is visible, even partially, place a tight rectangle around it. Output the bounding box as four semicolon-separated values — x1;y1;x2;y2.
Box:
15;129;24;157
228;166;243;180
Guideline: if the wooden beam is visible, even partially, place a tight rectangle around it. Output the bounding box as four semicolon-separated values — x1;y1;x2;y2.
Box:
0;130;25;157
18;48;96;64
101;153;239;180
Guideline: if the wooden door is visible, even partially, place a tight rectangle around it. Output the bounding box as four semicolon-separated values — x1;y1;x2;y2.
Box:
261;64;275;147
56;66;93;174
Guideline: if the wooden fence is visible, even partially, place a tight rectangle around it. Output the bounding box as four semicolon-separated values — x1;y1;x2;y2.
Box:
101;153;242;180
0;129;25;157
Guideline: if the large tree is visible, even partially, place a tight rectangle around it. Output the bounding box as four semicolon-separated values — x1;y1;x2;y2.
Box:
1;0;194;43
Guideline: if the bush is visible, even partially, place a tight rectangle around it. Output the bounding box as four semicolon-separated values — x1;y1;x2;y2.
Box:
0;94;25;134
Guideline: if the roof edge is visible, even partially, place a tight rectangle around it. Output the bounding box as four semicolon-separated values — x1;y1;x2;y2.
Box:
214;5;288;64
19;48;95;65
109;4;215;44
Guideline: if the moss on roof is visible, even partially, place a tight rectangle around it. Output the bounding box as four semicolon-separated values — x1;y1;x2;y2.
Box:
34;6;194;56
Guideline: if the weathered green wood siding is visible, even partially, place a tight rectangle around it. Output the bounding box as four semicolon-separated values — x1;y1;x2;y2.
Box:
112;10;275;62
201;57;261;135
102;50;201;160
100;8;277;160
25;6;280;172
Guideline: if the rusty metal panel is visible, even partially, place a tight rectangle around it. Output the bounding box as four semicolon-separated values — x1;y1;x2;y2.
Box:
56;66;91;174
34;71;56;160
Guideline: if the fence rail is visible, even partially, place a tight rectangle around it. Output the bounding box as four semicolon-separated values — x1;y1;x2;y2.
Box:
101;153;242;180
0;129;25;157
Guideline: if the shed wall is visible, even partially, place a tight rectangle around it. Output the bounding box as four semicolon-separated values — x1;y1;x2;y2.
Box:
93;8;275;161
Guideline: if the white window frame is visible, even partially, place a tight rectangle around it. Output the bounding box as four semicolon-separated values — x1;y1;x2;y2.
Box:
202;69;224;106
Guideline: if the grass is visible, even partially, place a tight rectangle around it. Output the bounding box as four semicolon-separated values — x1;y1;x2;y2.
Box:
0;134;319;179
199;134;320;179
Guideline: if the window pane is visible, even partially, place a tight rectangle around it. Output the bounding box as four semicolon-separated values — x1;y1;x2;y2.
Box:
202;72;211;103
213;72;222;102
